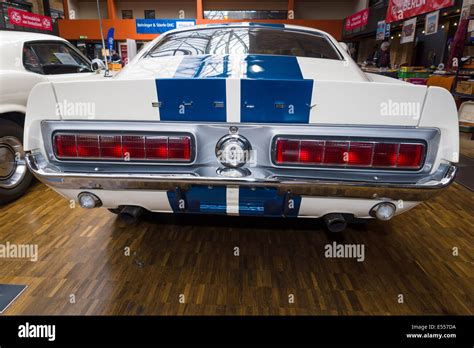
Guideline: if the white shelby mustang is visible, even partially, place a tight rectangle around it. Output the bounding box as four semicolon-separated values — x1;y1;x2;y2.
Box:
24;23;459;232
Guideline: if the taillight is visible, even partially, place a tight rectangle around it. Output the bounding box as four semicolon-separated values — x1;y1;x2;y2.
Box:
53;133;192;162
54;134;76;158
274;138;425;170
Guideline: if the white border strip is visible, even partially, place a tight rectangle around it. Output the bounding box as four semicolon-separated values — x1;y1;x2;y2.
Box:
226;186;240;215
226;78;241;123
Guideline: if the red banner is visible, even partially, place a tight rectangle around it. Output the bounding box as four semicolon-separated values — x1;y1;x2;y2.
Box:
345;8;370;31
386;0;454;23
8;8;52;31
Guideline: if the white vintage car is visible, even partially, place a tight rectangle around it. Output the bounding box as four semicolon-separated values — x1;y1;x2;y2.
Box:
24;23;459;232
0;31;101;204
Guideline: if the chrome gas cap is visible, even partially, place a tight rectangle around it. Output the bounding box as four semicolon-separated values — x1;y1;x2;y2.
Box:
215;134;252;168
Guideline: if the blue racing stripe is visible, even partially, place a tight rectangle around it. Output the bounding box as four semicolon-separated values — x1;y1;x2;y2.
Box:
174;55;232;78
241;78;313;123
241;55;313;123
244;55;303;79
248;23;285;28
155;78;226;122
155;54;314;123
167;186;227;214
239;187;301;217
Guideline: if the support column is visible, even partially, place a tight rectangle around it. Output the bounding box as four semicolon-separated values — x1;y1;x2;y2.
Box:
42;0;51;17
196;0;203;20
287;0;294;19
107;0;116;20
62;0;69;19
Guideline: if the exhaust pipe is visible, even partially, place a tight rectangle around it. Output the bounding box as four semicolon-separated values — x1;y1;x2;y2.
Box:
323;213;347;233
118;205;144;224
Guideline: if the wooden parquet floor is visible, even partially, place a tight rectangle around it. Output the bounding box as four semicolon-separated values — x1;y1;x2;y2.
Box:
0;178;472;315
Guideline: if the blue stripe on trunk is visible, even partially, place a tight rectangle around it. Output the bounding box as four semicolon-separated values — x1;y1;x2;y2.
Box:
240;79;313;123
155;55;313;123
155;78;227;122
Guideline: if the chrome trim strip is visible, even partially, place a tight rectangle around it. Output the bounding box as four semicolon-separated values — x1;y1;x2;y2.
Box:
26;151;457;202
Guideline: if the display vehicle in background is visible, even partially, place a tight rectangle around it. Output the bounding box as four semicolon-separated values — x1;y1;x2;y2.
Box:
23;23;459;231
0;31;102;204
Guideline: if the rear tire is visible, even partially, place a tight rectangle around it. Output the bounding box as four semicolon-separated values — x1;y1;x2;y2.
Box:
0;119;33;205
108;208;122;214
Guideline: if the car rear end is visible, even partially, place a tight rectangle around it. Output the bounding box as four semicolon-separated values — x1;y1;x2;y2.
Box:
23;24;459;229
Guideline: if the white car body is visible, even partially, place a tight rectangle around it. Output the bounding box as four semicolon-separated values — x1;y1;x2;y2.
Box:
0;31;100;116
0;31;102;204
24;23;459;228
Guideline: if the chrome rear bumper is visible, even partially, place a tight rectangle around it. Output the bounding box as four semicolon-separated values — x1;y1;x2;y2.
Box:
26;151;457;202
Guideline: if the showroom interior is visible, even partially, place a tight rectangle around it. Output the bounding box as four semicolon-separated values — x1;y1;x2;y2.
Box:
0;0;473;317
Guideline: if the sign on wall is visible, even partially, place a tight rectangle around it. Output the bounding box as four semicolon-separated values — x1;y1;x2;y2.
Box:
376;20;392;40
376;20;386;40
401;17;417;44
8;8;52;31
386;0;454;23
345;8;370;31
136;19;196;34
424;10;439;35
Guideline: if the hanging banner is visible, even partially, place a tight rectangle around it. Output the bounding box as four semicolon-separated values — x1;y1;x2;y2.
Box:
136;19;195;34
8;8;52;31
386;0;454;23
401;17;417;44
106;27;115;57
376;20;386;40
345;8;370;31
425;11;439;35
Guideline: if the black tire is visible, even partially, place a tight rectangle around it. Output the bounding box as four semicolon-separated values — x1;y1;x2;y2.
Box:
0;119;33;205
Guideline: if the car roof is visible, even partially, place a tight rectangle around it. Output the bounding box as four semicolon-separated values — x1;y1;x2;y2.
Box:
134;22;336;62
162;22;329;37
0;30;67;44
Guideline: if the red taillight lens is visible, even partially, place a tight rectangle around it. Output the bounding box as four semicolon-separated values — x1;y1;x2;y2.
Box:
323;141;349;165
146;137;168;160
348;142;373;166
53;133;192;162
100;135;122;159
299;140;324;164
372;143;398;168
274;137;425;170
397;143;425;168
122;136;145;159
169;137;191;160
276;139;299;164
77;135;99;158
54;134;77;158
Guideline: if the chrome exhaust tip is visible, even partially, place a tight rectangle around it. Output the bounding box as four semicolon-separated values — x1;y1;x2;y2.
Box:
78;192;102;209
370;202;396;221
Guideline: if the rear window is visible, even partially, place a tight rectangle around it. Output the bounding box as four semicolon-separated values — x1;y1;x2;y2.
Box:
147;27;342;60
23;41;92;75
